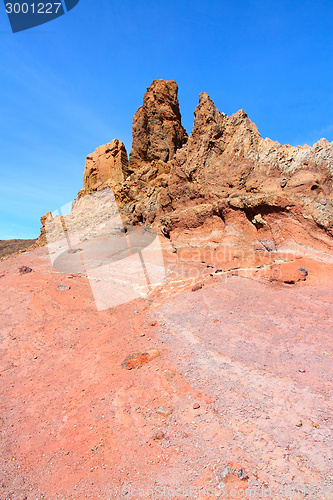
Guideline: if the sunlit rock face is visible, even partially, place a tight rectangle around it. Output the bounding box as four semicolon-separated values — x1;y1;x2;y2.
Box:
38;79;333;260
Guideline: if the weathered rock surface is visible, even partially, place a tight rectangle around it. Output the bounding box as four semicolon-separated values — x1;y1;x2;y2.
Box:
78;139;130;198
157;92;333;236
129;79;188;169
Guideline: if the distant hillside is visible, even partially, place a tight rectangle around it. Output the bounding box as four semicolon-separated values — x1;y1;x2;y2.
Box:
0;239;36;259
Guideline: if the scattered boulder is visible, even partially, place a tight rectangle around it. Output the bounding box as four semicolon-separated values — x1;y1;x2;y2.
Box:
19;266;32;275
298;266;308;276
57;284;71;291
218;462;248;481
156;406;172;416
191;283;203;292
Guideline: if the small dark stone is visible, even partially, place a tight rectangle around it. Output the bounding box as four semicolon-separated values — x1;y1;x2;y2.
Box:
193;403;200;409
298;266;308;276
191;283;203;292
280;179;287;188
19;266;32;275
57;284;71;290
152;430;165;440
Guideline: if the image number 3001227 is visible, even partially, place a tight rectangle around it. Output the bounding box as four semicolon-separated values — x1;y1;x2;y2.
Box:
3;0;80;33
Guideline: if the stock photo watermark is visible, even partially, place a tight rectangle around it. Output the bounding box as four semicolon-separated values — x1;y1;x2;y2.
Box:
3;0;79;33
45;187;301;310
45;188;166;310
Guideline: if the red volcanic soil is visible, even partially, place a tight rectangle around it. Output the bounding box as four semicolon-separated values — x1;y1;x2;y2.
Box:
0;247;332;499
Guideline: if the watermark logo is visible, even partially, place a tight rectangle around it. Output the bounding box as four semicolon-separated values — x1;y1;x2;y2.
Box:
45;188;166;310
3;0;79;33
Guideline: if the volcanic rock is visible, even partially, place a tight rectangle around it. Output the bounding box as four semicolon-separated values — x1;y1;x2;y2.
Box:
19;266;32;275
78;139;130;197
129;79;188;169
57;284;71;290
5;80;333;500
35;211;52;246
157;92;333;237
38;80;333;263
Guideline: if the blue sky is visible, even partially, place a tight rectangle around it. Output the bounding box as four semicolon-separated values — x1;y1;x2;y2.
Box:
0;0;332;239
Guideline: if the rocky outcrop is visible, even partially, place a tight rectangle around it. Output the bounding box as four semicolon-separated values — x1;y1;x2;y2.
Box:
157;92;333;240
129;79;188;169
78;139;130;198
72;80;188;225
159;92;332;209
36;211;52;246
39;80;333;260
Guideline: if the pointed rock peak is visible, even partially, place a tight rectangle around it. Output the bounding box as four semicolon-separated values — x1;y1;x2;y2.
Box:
129;80;188;169
193;92;225;132
144;79;179;105
230;109;249;124
234;109;248;119
198;92;213;105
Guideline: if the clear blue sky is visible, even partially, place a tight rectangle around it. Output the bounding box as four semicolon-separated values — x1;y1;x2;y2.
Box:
0;0;332;239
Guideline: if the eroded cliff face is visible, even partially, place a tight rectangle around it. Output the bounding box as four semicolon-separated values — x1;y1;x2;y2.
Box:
157;92;333;240
78;139;130;198
38;80;333;258
162;92;332;209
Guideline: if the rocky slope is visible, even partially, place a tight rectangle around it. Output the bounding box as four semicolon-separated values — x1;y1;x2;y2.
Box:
1;241;333;499
2;80;333;500
0;238;37;259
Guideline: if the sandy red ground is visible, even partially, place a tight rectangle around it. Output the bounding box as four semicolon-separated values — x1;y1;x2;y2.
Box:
0;247;332;499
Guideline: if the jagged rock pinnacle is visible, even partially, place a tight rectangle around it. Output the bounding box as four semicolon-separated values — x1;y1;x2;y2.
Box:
129;79;188;169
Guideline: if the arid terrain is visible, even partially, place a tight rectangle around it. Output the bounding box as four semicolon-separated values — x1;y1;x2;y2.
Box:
1;247;332;500
0;240;36;259
1;80;332;499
